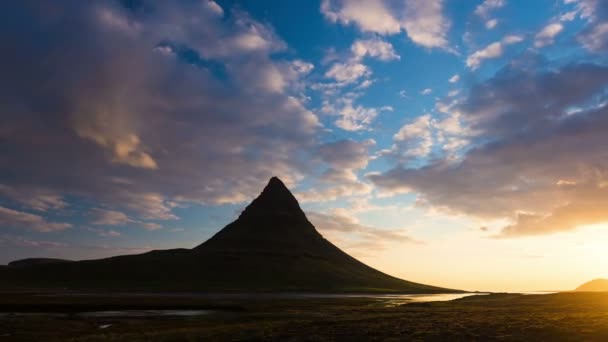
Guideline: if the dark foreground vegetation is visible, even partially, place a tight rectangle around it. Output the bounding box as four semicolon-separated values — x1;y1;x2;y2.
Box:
1;292;608;341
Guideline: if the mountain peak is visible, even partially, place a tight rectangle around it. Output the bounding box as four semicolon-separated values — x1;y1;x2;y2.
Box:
195;176;321;251
268;176;284;186
239;177;304;219
264;176;291;196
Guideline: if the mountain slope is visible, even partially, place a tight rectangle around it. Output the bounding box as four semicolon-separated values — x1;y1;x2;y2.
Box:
0;177;456;293
575;279;608;292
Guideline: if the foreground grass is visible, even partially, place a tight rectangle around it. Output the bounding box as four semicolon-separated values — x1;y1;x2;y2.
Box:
1;292;608;341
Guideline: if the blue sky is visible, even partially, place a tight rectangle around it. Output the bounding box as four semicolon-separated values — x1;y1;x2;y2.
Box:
1;0;608;291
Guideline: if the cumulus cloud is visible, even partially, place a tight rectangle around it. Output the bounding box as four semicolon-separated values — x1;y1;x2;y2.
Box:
448;74;460;83
297;177;372;202
321;0;401;34
402;0;451;49
474;0;506;19
351;38;400;61
535;23;564;47
0;1;320;226
392;114;433;158
0;207;72;232
325;61;371;84
370;61;608;237
466;35;524;69
91;209;132;226
316;38;397;131
381;108;470;163
318;139;376;170
321;0;451;50
298;139;376;203
321;93;392;131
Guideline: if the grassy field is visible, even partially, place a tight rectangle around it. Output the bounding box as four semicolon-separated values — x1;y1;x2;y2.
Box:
1;292;608;341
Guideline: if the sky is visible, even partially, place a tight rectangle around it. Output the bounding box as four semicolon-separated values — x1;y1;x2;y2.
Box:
1;0;608;292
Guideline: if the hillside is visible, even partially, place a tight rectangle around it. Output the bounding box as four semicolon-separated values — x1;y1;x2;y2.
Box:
0;177;456;293
575;279;608;292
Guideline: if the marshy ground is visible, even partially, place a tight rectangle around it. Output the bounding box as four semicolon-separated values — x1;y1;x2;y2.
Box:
1;292;608;341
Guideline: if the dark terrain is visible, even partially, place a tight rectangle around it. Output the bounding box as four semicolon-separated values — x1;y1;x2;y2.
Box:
0;177;451;293
1;292;608;341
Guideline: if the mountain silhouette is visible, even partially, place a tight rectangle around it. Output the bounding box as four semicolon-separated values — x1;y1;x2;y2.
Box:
0;177;455;293
574;279;608;292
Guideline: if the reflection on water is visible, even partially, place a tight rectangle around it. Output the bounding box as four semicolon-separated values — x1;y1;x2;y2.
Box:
288;292;483;302
296;293;486;307
377;293;487;307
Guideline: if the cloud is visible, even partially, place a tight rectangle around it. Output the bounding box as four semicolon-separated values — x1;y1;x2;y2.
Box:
320;0;401;34
381;108;470;163
351;38;400;61
325;61;371;84
321;93;391;131
318;139;376;170
74;127;158;170
401;0;451;49
578;22;608;52
87;227;121;237
474;0;506;19
449;74;460;83
316;38;397;131
0;185;67;212
466;35;524;69
0;1;320;224
560;11;578;22
535;23;563;48
571;0;608;52
0;206;72;232
298;176;372;202
420;88;433;95
392;114;433;158
91;209;131;226
308;211;417;253
370;61;608;237
299;139;376;203
485;19;499;29
321;0;451;50
91;208;163;230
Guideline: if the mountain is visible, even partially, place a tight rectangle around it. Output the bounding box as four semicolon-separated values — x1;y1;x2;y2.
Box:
0;177;456;293
575;279;608;292
8;258;73;268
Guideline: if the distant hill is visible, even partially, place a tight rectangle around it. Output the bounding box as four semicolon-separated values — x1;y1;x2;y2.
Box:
0;177;457;293
8;258;73;268
575;279;608;292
